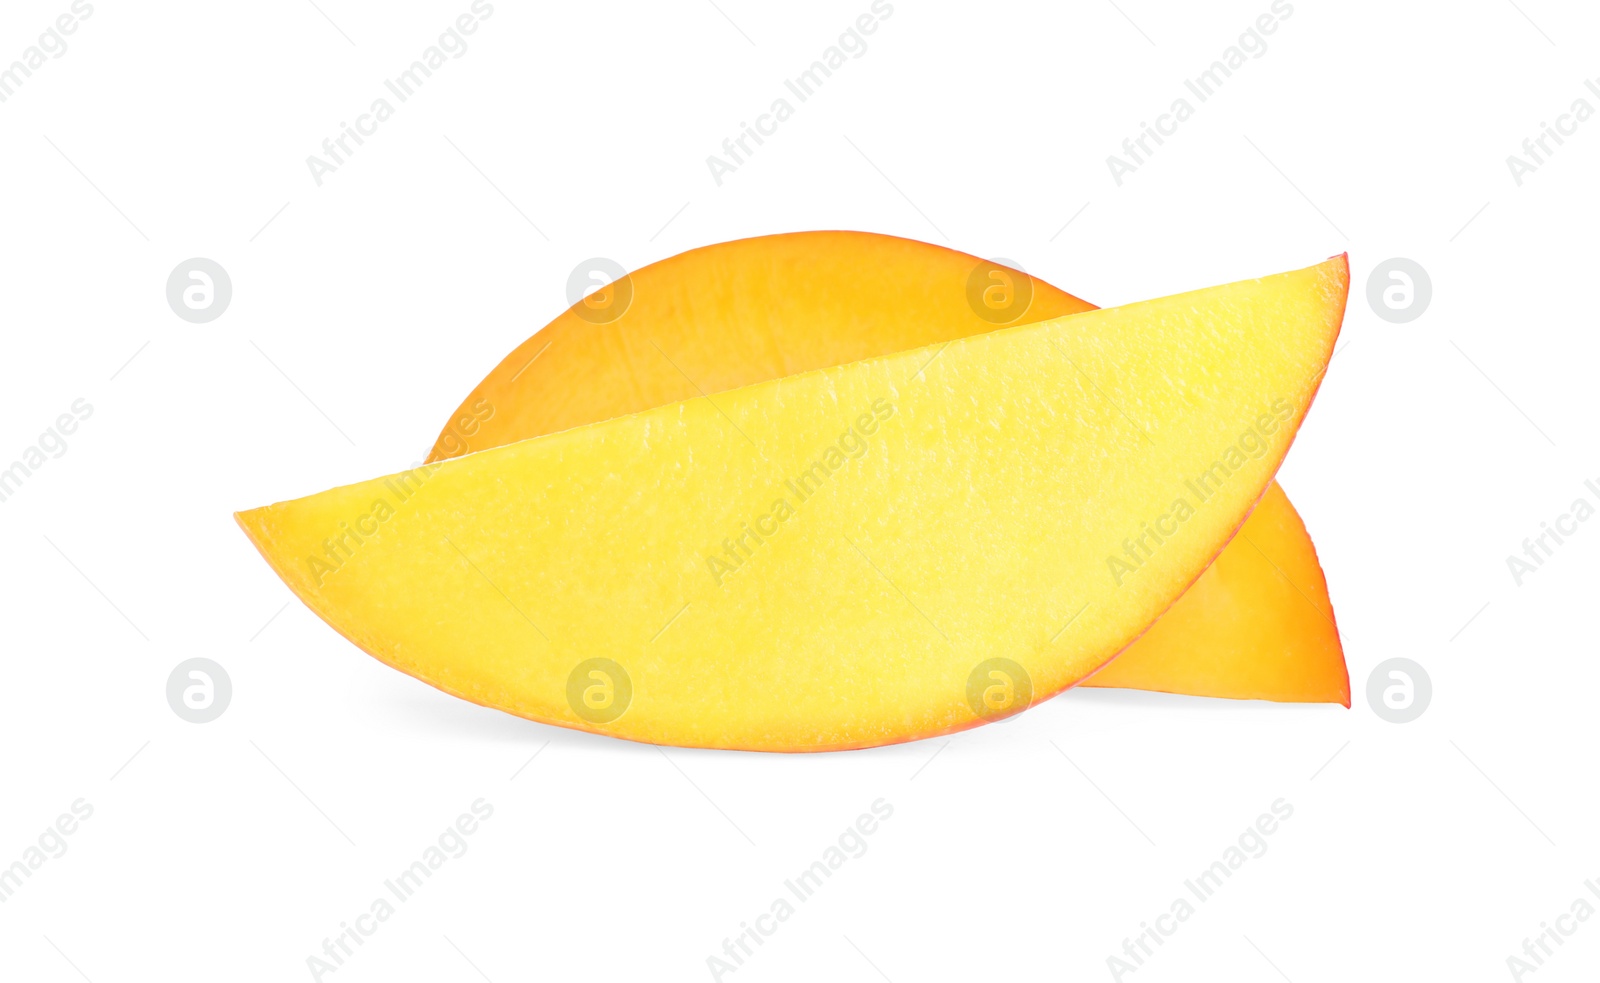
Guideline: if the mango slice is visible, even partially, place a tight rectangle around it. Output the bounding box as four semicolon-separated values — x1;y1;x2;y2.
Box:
1084;480;1346;702
425;232;1099;464
428;232;1348;706
238;257;1348;750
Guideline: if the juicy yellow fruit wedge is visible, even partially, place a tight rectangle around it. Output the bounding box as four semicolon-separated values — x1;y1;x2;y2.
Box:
1083;480;1345;701
238;257;1348;750
429;231;1348;706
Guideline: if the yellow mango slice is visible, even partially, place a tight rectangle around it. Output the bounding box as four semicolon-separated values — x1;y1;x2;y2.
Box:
238;257;1348;750
429;232;1347;705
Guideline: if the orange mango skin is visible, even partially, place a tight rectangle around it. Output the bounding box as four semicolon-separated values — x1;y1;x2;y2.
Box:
431;231;1348;706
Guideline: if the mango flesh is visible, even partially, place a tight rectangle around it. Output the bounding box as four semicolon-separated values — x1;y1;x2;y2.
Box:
430;232;1348;706
426;232;1100;463
1084;480;1346;702
237;257;1349;750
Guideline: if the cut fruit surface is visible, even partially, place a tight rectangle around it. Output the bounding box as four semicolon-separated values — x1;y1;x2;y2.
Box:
426;232;1097;464
430;231;1348;706
238;256;1349;750
1083;481;1347;703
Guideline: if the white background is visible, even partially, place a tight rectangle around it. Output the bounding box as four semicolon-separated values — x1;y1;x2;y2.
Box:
2;1;1597;980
